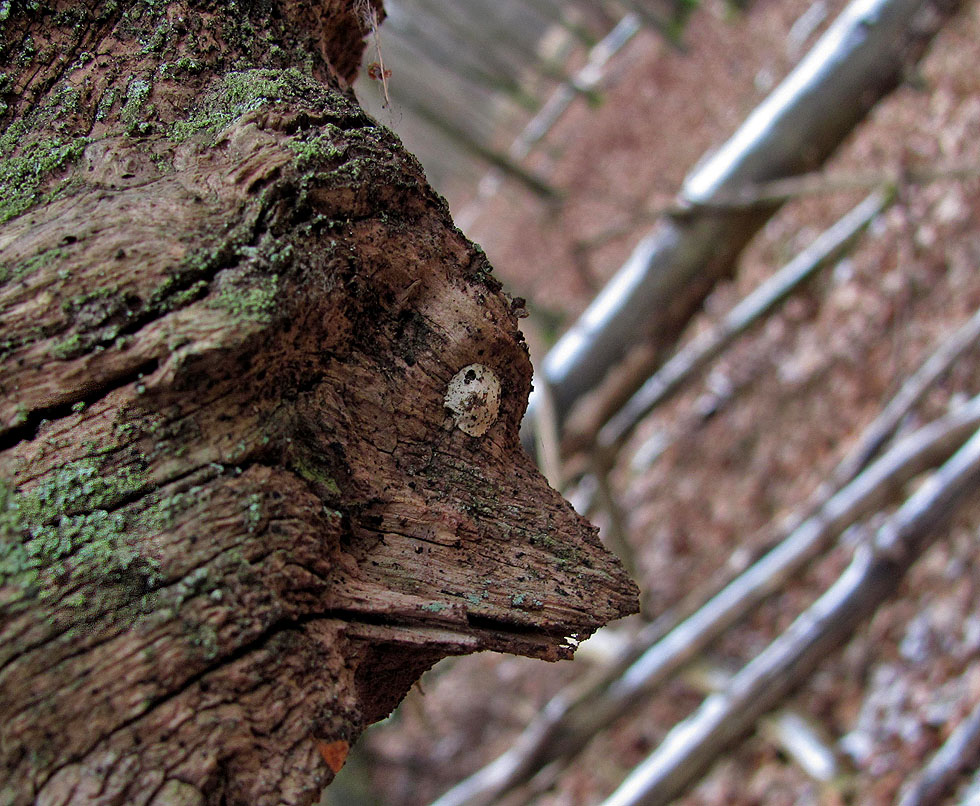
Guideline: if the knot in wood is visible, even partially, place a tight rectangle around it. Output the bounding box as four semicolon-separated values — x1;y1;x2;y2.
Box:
444;364;501;437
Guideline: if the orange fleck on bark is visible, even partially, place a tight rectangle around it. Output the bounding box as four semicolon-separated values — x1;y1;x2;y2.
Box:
317;740;350;773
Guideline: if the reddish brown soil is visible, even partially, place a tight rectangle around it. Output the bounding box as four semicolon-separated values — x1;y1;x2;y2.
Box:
329;0;980;803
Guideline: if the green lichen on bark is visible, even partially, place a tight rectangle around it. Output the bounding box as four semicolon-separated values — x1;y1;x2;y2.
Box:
169;67;336;144
287;125;350;164
0;244;65;286
0;0;367;227
0;59;93;223
206;270;280;323
121;74;154;134
290;455;341;496
0;127;90;225
0;457;156;602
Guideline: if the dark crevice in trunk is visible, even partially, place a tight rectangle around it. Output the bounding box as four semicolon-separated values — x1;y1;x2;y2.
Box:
0;358;159;450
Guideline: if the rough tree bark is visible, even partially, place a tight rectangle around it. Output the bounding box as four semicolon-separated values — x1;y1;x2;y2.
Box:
0;3;639;805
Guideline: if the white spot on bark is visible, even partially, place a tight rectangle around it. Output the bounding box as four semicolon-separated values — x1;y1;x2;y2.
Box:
445;364;501;437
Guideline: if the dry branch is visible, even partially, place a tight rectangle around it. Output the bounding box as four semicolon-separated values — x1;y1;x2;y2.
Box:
675;163;980;213
600;424;980;806
574;163;980;257
897;694;980;806
521;0;965;452
595;189;892;461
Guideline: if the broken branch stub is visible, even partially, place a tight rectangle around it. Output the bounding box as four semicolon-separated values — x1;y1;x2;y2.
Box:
0;3;638;805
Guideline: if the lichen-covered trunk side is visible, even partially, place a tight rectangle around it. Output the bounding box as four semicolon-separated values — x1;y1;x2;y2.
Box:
0;3;638;805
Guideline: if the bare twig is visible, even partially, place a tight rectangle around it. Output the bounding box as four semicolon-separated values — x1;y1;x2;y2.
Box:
600;425;980;806
522;0;967;447
595;189;892;463
592;464;639;583
456;13;641;231
532;370;565;492
828;303;980;491
897;695;980;806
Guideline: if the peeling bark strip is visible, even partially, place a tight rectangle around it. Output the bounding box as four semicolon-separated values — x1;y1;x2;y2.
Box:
0;4;639;805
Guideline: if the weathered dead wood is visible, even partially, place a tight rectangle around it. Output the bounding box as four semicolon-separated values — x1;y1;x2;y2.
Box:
0;4;638;805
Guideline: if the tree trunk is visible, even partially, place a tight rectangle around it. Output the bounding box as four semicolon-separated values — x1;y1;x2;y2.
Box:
0;4;638;805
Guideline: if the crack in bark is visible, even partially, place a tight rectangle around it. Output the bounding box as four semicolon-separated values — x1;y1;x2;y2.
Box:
38;612;295;796
38;602;498;799
0;358;160;450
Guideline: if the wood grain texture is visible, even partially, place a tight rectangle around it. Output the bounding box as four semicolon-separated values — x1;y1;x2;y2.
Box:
0;3;638;804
